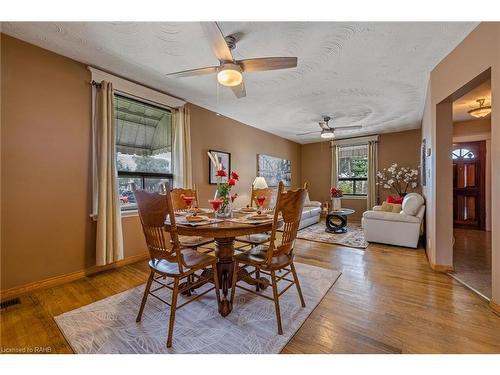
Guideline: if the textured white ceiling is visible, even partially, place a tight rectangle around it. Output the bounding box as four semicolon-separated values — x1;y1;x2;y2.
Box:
2;22;478;143
453;79;491;122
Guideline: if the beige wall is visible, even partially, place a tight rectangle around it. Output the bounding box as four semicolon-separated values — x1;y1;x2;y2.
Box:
300;129;422;221
189;103;302;207
0;35;302;291
421;22;500;305
377;129;422;203
0;35;148;290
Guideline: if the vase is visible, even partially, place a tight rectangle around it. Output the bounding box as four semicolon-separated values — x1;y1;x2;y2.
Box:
332;197;341;211
214;188;232;219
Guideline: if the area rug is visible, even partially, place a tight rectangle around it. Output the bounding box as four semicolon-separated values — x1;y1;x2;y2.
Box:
54;262;341;354
297;223;368;249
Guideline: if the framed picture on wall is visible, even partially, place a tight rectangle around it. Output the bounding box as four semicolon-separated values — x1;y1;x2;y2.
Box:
208;149;231;185
257;154;292;187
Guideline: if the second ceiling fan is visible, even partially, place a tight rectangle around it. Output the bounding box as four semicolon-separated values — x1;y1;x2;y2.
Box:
297;116;363;139
166;22;298;98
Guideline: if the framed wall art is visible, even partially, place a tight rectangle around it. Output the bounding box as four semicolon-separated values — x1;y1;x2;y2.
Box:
208;149;231;184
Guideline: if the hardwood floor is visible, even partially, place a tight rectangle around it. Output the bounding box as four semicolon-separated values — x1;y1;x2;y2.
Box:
1;239;499;353
452;228;492;299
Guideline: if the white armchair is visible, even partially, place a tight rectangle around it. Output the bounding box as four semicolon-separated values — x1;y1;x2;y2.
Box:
362;193;425;248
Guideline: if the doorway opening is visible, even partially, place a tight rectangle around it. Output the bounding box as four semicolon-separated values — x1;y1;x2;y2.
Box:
450;77;492;300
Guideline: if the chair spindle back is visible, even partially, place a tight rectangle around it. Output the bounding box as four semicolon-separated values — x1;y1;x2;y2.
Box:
134;187;183;268
266;181;308;262
170;184;199;210
251;187;277;208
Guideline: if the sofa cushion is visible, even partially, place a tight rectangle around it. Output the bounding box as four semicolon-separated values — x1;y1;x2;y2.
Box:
301;206;321;219
303;192;322;207
381;202;402;213
362;210;421;224
402;193;425;216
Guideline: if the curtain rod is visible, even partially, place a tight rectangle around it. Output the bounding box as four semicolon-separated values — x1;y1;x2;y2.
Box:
90;80;102;88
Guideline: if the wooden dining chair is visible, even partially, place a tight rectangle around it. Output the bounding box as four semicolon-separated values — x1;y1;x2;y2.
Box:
235;186;278;251
134;187;220;348
161;184;214;253
230;181;308;335
170;184;199;210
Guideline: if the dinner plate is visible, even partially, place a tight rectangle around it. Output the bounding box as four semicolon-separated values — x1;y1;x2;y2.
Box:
186;215;208;223
239;207;257;213
247;214;272;221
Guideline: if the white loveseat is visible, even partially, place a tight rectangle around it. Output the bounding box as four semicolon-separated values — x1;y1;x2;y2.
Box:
361;193;425;248
299;193;321;230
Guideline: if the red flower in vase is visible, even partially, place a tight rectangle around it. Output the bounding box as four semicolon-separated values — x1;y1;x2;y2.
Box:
208;199;223;211
230;171;239;181
228;178;236;186
230;193;238;203
330;186;343;198
216;169;227;177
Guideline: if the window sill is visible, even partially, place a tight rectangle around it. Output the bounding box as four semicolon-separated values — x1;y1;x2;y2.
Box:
341;196;367;200
121;210;139;218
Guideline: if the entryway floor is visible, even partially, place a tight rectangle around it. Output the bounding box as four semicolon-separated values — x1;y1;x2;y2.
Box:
452;228;492;299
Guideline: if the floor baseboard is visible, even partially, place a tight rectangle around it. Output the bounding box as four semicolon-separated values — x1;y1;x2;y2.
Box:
0;253;149;302
489;300;500;315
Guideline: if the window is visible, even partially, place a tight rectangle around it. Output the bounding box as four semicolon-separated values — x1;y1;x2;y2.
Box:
115;94;173;210
336;144;368;196
452;148;475;160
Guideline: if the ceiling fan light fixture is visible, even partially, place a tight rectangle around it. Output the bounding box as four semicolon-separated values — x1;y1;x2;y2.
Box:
217;64;243;87
468;98;491;118
320;130;335;139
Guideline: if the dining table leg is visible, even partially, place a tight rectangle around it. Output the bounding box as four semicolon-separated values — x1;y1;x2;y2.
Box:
214;237;235;317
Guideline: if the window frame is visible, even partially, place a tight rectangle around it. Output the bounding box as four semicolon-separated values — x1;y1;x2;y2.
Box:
114;94;174;211
336;143;369;197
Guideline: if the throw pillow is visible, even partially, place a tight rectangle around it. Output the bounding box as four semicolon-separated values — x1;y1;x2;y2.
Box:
381;202;403;213
386;196;404;204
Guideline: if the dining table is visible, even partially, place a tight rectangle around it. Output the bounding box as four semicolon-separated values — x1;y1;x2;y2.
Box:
164;211;282;317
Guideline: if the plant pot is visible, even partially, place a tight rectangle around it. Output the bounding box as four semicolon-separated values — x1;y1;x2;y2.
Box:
332;197;342;211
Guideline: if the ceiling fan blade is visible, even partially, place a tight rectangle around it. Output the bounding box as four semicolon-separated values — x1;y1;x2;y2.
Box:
200;22;234;62
238;57;298;72
332;125;363;131
166;66;218;78
296;130;321;136
231;81;246;99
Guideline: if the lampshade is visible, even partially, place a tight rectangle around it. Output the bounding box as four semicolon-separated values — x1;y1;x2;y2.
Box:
252;176;268;189
217;64;243;87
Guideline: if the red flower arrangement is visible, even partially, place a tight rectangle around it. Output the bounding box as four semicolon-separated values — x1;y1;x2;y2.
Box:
216;169;227;177
230;171;239;180
330;186;343;198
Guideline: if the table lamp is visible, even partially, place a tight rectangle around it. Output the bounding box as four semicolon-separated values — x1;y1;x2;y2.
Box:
252;176;268;189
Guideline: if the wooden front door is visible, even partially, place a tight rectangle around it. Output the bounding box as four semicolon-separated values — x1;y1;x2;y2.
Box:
452;141;486;230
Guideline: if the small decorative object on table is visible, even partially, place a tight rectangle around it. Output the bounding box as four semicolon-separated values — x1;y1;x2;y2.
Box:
330;186;343;211
208;151;239;219
376;163;419;198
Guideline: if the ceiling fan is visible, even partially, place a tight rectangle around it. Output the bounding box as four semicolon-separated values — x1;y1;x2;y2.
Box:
296;116;363;139
165;22;298;99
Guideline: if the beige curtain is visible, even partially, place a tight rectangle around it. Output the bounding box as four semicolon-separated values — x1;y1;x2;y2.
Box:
172;106;193;188
367;140;378;210
330;143;338;187
95;81;124;266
